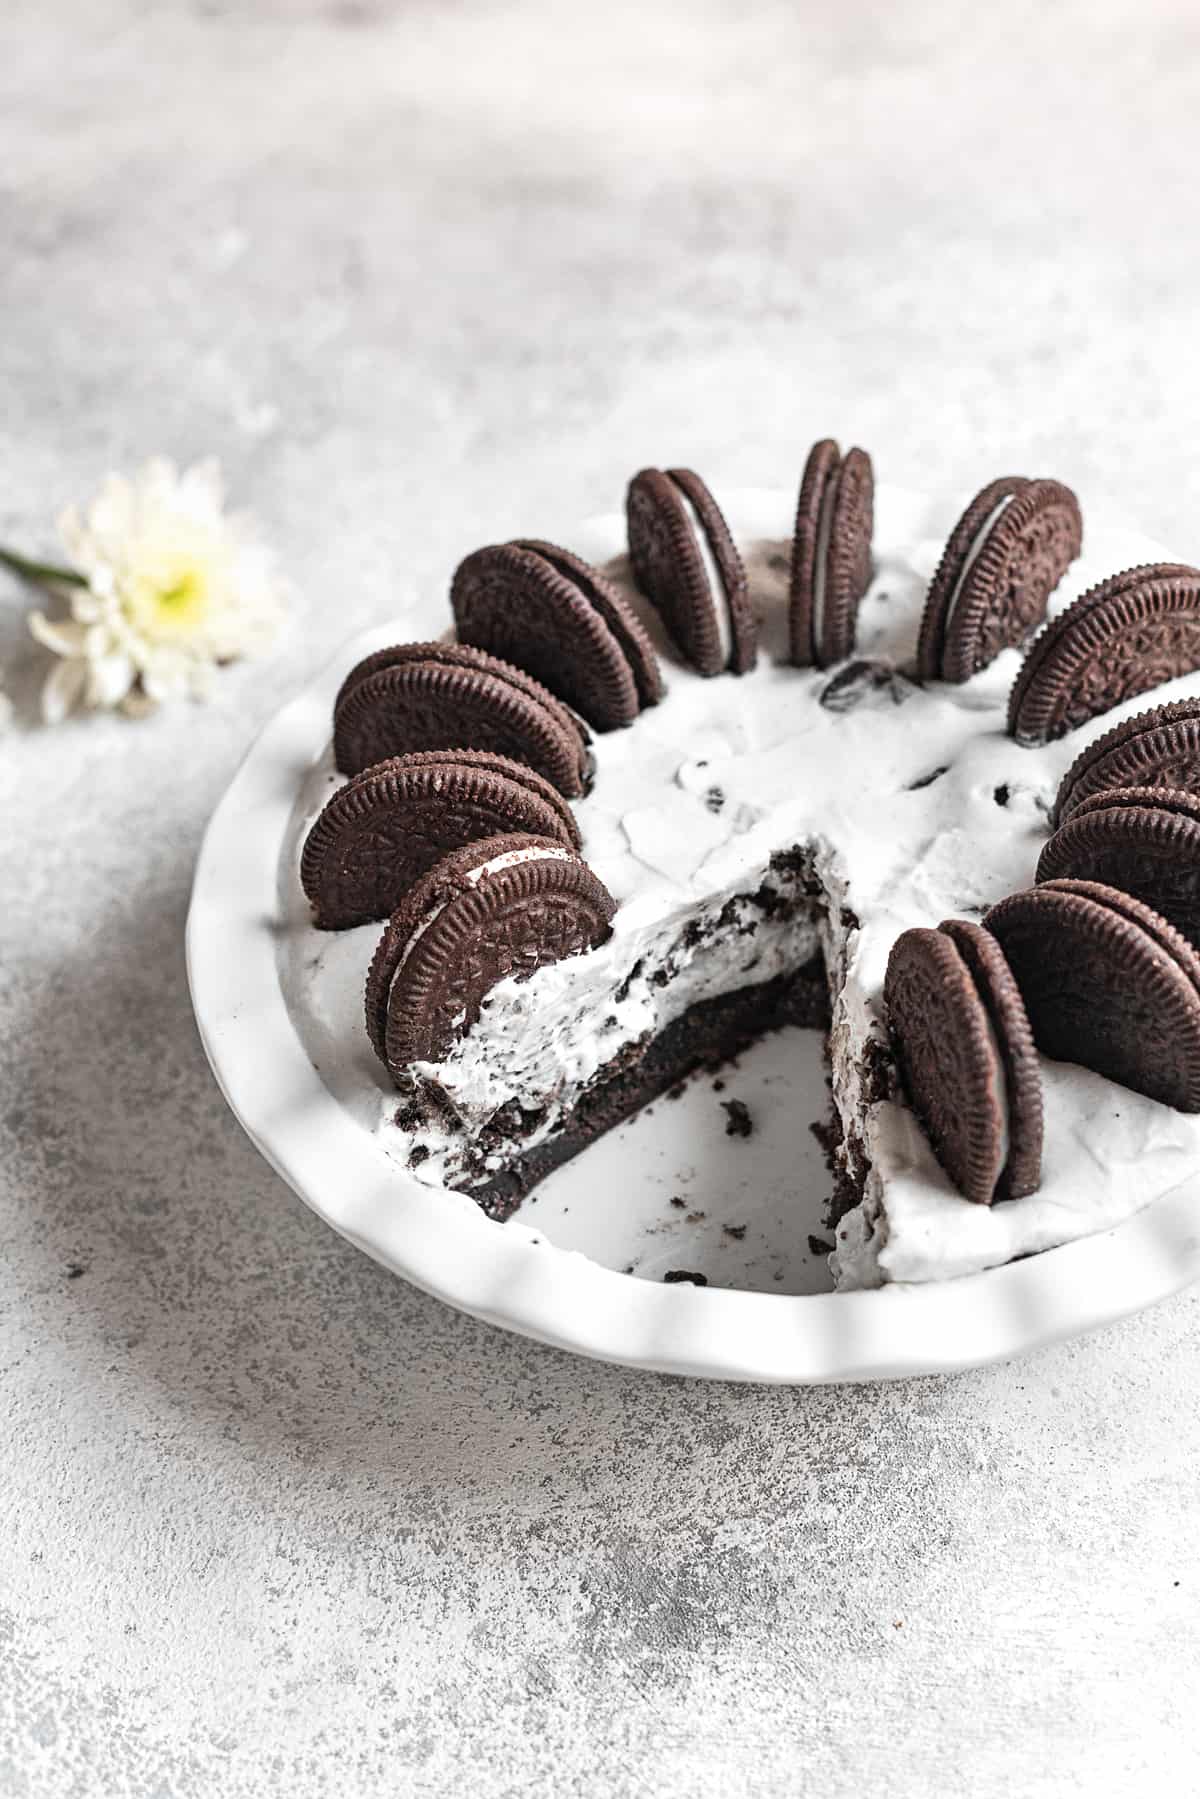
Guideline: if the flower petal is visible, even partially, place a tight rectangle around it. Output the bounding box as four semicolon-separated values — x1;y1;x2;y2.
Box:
29;610;88;657
85;650;135;708
41;656;87;725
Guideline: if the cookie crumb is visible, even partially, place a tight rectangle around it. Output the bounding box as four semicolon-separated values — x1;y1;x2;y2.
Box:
722;1223;747;1241
907;765;948;792
669;1196;686;1210
705;786;725;813
664;1270;708;1286
65;1262;86;1281
712;1078;726;1093
994;783;1011;807
721;1098;753;1138
808;1234;834;1257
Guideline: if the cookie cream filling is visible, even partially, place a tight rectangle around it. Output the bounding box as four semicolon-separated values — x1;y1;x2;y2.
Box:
809;464;841;658
390;843;575;986
980;1000;1011;1174
279;485;1200;1290
673;480;734;667
941;490;1017;637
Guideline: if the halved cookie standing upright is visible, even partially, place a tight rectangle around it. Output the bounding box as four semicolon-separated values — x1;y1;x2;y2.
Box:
1051;697;1200;827
332;640;592;797
365;832;617;1072
789;440;874;669
917;477;1082;683
1036;785;1200;950
1007;563;1200;746
625;468;756;676
884;919;1042;1205
300;748;582;931
986;878;1200;1112
451;540;663;731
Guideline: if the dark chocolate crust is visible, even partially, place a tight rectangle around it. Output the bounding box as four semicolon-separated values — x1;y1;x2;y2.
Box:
461;960;829;1219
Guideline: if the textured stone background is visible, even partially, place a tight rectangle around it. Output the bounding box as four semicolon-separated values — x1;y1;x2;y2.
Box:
3;2;1200;1793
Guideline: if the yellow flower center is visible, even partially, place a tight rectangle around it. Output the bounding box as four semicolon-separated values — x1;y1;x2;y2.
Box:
124;552;217;644
156;569;206;620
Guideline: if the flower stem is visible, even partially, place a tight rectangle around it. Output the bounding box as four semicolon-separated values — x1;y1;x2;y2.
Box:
0;545;85;588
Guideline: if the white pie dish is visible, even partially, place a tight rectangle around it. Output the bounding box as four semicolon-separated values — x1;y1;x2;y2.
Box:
186;488;1200;1382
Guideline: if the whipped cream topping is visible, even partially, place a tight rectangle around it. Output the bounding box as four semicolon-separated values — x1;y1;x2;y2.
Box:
278;485;1200;1291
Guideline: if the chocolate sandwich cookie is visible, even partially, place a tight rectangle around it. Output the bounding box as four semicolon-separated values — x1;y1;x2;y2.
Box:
917;477;1082;683
625;468;755;676
986;878;1200;1111
300;749;582;931
332;641;591;797
789;440;874;669
1051;697;1200;828
884;919;1042;1205
365;832;616;1074
1036;785;1200;948
451;539;662;731
1007;563;1200;746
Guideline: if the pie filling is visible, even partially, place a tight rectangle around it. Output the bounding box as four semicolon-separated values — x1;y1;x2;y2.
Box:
394;847;869;1222
282;488;1200;1290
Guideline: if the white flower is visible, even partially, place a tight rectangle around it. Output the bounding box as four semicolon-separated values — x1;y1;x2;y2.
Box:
27;457;288;722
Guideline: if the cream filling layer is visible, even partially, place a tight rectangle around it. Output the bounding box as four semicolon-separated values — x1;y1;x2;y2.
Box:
941;491;1017;640
391;844;576;988
280;487;1196;1290
809;466;841;659
978;995;1011;1175
673;481;733;667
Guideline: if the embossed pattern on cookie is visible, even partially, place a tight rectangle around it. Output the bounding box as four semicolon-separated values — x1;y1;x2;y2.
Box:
301;749;581;930
332;641;592;796
626;467;755;676
452;541;661;731
917;477;1082;683
1007;563;1200;746
365;833;616;1072
789;439;875;669
884;921;1041;1204
1036;785;1200;949
986;878;1200;1111
1051;697;1200;827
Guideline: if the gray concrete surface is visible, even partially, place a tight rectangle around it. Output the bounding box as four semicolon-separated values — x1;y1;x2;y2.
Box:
3;2;1200;1793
